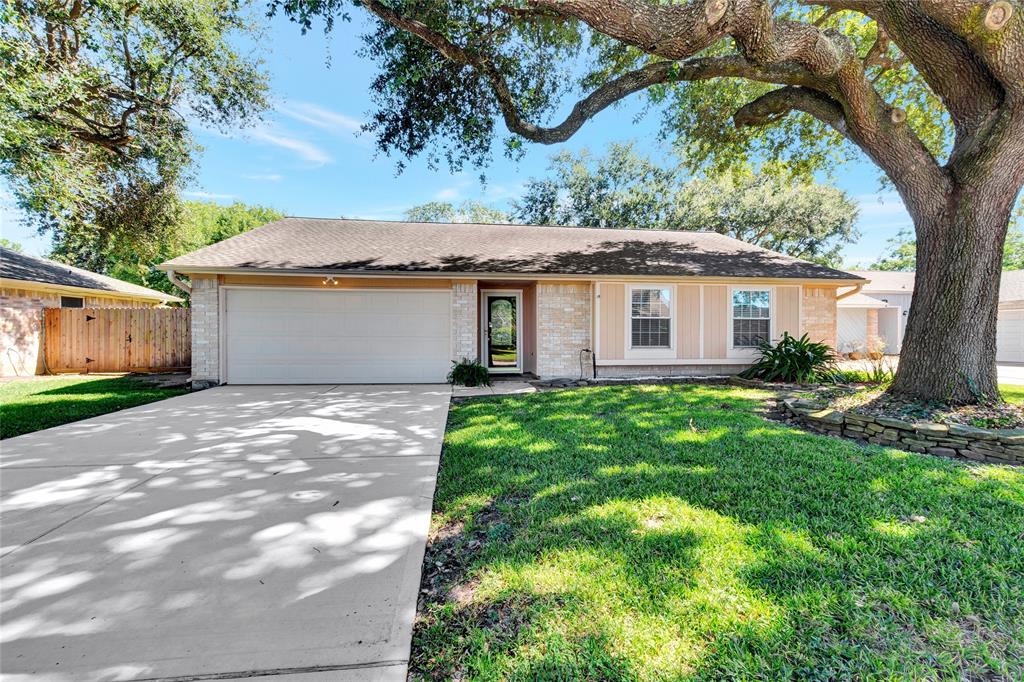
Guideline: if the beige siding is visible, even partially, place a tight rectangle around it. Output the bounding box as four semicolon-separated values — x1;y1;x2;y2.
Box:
703;285;728;358
598;282;625;360
676;285;701;359
523;284;537;373
775;285;801;338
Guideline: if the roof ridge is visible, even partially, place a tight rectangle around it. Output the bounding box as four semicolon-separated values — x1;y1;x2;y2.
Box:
279;216;720;235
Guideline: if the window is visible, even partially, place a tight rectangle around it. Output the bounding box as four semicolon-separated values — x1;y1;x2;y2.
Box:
631;287;671;348
60;296;84;308
732;290;770;347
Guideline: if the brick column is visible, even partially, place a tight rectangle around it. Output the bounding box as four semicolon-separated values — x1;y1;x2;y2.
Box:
536;283;593;379
800;286;837;349
866;308;881;354
190;276;220;386
451;281;478;363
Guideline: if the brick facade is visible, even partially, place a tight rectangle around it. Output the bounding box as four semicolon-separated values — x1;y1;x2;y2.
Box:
866;308;881;353
451;281;478;363
190;276;220;384
536;283;593;379
801;286;838;348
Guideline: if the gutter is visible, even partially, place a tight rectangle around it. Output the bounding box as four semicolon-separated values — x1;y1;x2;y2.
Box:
836;282;865;301
166;269;192;295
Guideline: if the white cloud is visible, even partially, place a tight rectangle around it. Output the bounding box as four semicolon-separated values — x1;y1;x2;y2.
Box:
243;173;284;182
434;187;462;201
249;127;332;165
855;191;910;218
184;191;236;200
277;101;362;135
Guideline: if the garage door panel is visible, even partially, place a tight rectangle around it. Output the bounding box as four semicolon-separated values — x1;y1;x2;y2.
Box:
225;289;452;384
998;309;1024;363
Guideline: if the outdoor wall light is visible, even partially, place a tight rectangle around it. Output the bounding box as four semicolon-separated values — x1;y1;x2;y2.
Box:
322;276;338;286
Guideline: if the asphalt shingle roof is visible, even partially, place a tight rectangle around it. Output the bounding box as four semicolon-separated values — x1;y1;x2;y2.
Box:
161;218;862;281
1;247;181;302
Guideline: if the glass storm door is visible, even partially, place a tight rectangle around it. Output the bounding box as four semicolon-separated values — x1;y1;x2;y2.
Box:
486;295;518;370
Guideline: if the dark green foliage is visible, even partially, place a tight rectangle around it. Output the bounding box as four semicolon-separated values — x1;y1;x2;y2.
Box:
447;358;491;387
740;332;841;384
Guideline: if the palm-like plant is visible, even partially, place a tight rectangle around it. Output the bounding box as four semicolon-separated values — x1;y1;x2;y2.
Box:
740;332;842;384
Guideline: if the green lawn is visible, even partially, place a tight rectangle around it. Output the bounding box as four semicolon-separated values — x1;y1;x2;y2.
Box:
1001;384;1024;404
0;375;187;439
412;384;1024;680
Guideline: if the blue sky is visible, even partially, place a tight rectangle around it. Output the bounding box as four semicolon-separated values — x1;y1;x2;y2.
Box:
0;11;913;266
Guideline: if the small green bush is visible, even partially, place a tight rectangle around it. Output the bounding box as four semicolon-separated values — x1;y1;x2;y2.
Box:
447;358;491;387
740;332;842;384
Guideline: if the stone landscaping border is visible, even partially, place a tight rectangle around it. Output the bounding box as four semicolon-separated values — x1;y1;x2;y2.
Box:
778;398;1023;465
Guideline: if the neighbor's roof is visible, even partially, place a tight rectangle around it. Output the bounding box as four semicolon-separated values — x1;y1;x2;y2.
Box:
853;268;1024;304
850;270;915;293
1000;270;1024;304
161;218;863;281
836;292;889;309
0;247;182;303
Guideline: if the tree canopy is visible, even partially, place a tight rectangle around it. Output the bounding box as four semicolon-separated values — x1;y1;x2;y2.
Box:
1;0;269;243
403;144;858;266
404;200;510;224
49;200;283;297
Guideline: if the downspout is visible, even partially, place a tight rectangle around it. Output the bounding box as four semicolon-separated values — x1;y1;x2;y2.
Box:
167;269;192;296
836;282;865;301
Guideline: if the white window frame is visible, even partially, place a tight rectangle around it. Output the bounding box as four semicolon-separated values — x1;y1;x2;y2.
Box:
625;283;675;359
728;286;774;359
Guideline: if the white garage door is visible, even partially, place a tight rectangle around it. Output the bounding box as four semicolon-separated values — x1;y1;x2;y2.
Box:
997;309;1024;363
224;288;451;384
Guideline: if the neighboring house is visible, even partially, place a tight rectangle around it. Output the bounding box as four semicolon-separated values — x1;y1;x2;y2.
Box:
836;270;914;355
1;247;182;376
837;269;1024;362
162;219;862;385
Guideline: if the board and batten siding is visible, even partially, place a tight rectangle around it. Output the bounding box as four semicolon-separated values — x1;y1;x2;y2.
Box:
702;285;729;358
595;281;819;364
676;285;701;359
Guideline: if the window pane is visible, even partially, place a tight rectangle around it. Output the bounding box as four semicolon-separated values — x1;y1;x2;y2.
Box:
60;296;84;309
732;290;769;318
733;318;770;347
631;288;671;318
632;318;671;348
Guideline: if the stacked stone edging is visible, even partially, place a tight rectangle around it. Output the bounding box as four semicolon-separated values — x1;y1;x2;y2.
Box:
779;399;1023;465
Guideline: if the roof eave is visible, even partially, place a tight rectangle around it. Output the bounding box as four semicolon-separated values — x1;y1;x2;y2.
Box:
158;264;865;285
0;277;182;303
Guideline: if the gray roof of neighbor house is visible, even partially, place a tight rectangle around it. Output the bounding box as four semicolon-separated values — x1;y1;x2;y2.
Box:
853;268;1024;304
850;270;915;293
0;247;182;303
161;218;864;281
1000;270;1024;304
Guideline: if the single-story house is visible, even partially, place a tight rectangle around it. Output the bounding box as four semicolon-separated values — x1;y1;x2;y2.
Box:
159;218;865;385
837;269;1024;362
1;247;182;376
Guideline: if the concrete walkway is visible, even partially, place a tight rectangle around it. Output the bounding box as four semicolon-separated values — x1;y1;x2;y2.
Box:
0;385;451;681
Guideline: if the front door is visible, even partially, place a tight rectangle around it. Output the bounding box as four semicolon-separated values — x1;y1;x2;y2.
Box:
485;294;519;371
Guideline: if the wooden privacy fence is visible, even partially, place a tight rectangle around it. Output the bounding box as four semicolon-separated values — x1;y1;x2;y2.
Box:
44;308;191;373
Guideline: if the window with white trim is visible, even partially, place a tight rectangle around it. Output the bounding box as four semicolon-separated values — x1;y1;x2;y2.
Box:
732;289;770;348
630;287;671;348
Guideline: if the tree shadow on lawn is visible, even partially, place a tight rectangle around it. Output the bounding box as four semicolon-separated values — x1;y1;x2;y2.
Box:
410;385;1024;681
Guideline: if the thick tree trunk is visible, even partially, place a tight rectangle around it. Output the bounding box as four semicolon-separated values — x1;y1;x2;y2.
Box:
889;186;1014;403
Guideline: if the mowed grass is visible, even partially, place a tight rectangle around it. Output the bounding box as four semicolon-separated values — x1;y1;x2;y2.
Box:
0;375;187;439
1000;384;1024;404
412;384;1024;680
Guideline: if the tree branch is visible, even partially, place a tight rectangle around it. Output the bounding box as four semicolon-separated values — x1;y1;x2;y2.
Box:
734;86;847;135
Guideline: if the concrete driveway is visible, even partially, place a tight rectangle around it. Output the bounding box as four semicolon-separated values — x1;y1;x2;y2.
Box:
0;385;451;681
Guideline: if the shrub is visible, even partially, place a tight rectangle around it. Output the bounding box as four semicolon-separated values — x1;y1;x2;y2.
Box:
447;358;491;387
740;332;842;384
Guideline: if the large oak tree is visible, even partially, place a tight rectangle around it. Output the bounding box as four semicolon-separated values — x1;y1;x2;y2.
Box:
276;0;1024;403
